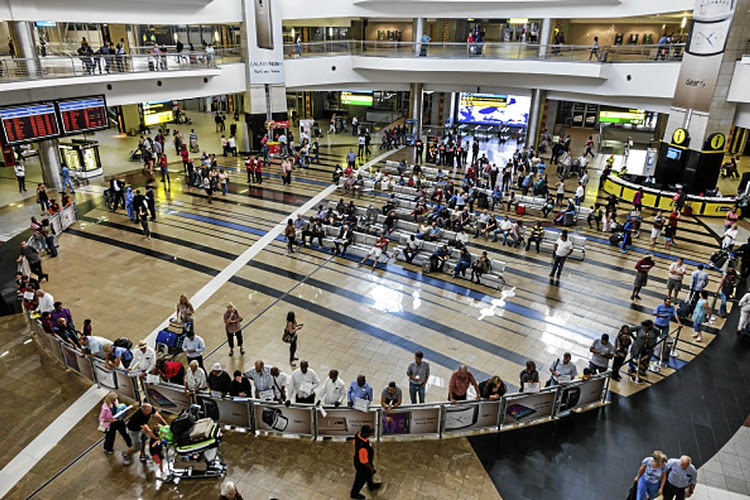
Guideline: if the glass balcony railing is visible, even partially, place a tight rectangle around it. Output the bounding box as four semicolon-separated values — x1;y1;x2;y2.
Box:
283;40;685;63
0;48;242;83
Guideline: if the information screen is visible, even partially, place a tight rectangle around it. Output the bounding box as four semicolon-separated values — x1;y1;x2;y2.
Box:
0;102;60;145
341;91;373;106
457;92;530;126
58;96;109;135
599;109;645;125
142;101;174;126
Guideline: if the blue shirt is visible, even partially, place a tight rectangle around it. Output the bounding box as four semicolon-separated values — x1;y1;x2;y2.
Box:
653;304;676;327
641;457;666;484
348;381;373;403
61;165;70;179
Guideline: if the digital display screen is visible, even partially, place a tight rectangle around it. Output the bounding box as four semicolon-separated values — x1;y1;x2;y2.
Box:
341;91;373;106
457;92;530;126
58;96;109;135
666;147;682;160
141;101;174;126
599;109;645;125
0;102;60;145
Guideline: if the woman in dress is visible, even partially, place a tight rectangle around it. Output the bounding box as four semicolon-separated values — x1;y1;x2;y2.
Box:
692;290;710;342
285;311;303;366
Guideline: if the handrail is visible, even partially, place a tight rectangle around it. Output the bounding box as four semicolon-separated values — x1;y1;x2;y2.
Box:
283;40;685;63
0;48;242;83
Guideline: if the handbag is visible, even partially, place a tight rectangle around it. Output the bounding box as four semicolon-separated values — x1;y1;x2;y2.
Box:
626;480;637;500
282;328;295;343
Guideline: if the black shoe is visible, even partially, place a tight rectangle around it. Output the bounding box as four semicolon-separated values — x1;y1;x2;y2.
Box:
103;448;114;455
350;494;365;499
369;483;382;490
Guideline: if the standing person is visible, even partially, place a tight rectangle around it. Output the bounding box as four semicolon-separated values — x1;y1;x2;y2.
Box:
662;456;698;500
588;333;614;374
692;291;710;342
202;175;214;204
633;451;668;500
284;311;303;366
218;169;228;196
61;164;76;193
631;254;656;300
717;266;738;318
651;211;665;244
653;297;680;339
125;187;135;222
36;184;50;214
689;265;709;300
629;320;656;380
738;290;750;334
158;153;170;185
610;325;633;382
182;330;206;370
137;202;151;240
109;178;125;211
667;257;686;301
550;229;573;280
100;391;132;455
723;223;739;250
406;350;430;404
121;403;167;465
14;161;26;192
589;36;600;60
548;352;578;385
223;302;244;356
350;425;381;499
176;294;195;325
290;360;319;404
284;219;299;256
448;365;481;403
17;241;48;282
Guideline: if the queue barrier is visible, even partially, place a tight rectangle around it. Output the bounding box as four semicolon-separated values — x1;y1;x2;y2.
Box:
28;317;610;441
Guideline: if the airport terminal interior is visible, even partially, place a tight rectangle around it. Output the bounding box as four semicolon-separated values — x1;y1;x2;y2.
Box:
4;1;750;499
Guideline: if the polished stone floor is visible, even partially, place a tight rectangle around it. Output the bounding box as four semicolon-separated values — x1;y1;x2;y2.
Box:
0;124;739;499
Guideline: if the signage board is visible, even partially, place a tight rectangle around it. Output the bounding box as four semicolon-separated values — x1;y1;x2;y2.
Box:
457;93;530;126
145;382;193;414
316;407;377;437
141;101;174;127
58;96;109;136
381;406;441;436
341;91;374;106
0;102;60;145
244;0;285;84
501;389;557;426
599;109;645;125
442;401;501;433
555;377;607;415
254;402;313;435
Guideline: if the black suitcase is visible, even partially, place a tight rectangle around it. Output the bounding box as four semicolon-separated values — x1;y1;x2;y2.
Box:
609;233;624;246
711;249;729;269
148;60;155;71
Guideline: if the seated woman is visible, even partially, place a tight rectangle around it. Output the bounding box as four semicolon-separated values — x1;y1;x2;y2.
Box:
470;252;491;284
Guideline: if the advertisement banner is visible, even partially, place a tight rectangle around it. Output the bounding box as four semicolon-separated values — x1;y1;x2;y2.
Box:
316;407;377;438
114;369;136;400
61;343;81;373
381;406;441;436
145;382;192;414
244;0;284;85
46;336;65;364
198;396;252;428
502;389;557;426
671;53;723;113
442;401;501;433
93;360;117;390
556;377;607;414
77;354;95;382
254;403;313;435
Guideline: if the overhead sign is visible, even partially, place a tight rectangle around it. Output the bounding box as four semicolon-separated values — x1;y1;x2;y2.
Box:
58;96;109;136
599;109;645;125
264;120;289;128
0;102;60;145
244;0;285;85
141;101;174;127
705;132;726;151
341;91;374;106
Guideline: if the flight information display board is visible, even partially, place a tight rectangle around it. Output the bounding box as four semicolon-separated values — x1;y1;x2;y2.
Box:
58;96;109;135
0;102;60;145
141;101;174;127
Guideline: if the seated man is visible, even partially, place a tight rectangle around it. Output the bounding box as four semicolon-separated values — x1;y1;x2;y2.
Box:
425;222;443;242
455;209;471;231
402;234;423;263
415;221;431;240
334;224;354;256
383;211;398;235
474;209;491;238
481;215;498;240
430;244;451;272
506;221;524;248
493;216;513;243
304;219;325;247
491;186;503;211
360;233;389;270
526;222;544;253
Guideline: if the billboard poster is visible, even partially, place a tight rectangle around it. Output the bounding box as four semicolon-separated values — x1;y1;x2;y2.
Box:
114;369;136;400
442;401;501;433
457;93;530;126
316;407;376;438
254;403;313;435
145;382;192;414
244;0;284;85
502;390;557;425
46;336;65;364
77;354;95;381
556;377;607;414
382;407;441;436
93;360;118;390
197;396;251;428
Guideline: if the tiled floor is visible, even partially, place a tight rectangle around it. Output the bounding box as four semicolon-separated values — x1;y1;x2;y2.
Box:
0;127;739;499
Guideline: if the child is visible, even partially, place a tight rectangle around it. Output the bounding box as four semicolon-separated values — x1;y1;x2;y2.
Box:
83;318;92;337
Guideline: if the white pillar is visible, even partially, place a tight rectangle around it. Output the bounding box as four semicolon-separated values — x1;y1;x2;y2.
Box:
38;139;62;190
410;82;424;138
414;18;425;56
9;21;41;77
527;89;545;149
538;18;552;58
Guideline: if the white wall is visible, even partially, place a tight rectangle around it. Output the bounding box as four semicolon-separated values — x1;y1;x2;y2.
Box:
728;60;750;104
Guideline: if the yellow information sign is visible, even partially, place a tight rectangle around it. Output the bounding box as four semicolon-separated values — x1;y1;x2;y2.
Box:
672;128;689;146
706;133;726;151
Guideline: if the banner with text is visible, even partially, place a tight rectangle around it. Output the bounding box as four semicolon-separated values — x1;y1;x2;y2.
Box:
254;402;313;435
442;401;501;433
382;406;441;436
244;0;284;84
199;396;252;428
316;407;377;438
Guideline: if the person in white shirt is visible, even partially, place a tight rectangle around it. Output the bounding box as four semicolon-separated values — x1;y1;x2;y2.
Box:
270;366;289;403
14;162;26;192
666;257;687;301
128;341;156;377
723;223;739;250
80;334;109;358
182;331;206;370
550;230;574;280
455;229;469;247
474;210;491;237
549;352;578;385
574;182;585;206
290;360;320;404
317;369;346;407
36;289;54;314
184;360;207;395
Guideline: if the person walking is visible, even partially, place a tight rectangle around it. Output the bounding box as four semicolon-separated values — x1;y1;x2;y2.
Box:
550;229;573;280
61;164;76;193
223;302;244;356
692;291;710;343
662;455;698;500
633;450;668;500
284;219;299;256
284;311;303;366
589;36;600;61
36;183;50;214
137;202;151;240
14;162;26;192
350;425;381;499
17;241;48;282
631;254;656;300
100;391;132;455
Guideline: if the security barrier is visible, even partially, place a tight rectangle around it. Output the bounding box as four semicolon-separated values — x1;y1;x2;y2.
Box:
29;317;609;440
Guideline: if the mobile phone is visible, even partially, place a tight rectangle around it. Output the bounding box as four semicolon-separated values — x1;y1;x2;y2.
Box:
254;0;274;50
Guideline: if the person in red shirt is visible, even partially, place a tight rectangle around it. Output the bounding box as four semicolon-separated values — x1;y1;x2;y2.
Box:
245;156;254;183
47;199;61;215
158;153;170;184
254;156;263;184
180;146;190;172
448;365;480;404
350;425;381;499
360;233;389;270
154;358;185;385
632;254;656;300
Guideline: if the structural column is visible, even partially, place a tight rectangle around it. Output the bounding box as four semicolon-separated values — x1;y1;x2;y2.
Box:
38;139;62;191
8;21;41;78
526;89;545;149
538;18;552;58
414;18;425;56
410;82;424;139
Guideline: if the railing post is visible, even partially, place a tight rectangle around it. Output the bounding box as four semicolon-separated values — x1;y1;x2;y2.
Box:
641;45;645;62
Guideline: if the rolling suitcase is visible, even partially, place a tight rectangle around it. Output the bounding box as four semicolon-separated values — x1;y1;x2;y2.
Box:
516;204;526;216
609;233;624;246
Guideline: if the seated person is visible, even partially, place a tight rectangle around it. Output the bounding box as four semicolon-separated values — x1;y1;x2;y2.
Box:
382;194;397;215
470;251;491;284
47;200;61;215
474;210;491;237
430;244;451;272
479;376;507;400
506;221;524;248
454;228;469;249
481;216;498;240
303;219;325;247
402;234;422;263
360;233;389;269
155;358;186;385
415;221;431;240
542;196;556;217
491;186;503;211
493;216;513;243
455;209;471;231
61;192;72;208
526;222;544;253
383;211;398;235
424;222;443;242
452;248;472;278
333;224;354;256
229;370;253;397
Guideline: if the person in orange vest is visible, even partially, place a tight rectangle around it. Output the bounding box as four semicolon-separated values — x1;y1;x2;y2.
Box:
350;425;381;499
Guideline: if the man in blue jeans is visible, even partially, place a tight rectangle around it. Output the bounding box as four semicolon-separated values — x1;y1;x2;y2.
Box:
61;165;76;194
653;297;679;339
406;351;430;404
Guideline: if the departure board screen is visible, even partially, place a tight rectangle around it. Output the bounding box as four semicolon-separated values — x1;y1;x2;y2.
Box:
0;102;60;145
58;96;109;135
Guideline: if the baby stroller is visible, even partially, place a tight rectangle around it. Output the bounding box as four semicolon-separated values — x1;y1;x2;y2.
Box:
163;404;226;482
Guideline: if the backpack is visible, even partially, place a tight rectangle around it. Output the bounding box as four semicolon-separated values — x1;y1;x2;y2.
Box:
113;337;133;350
